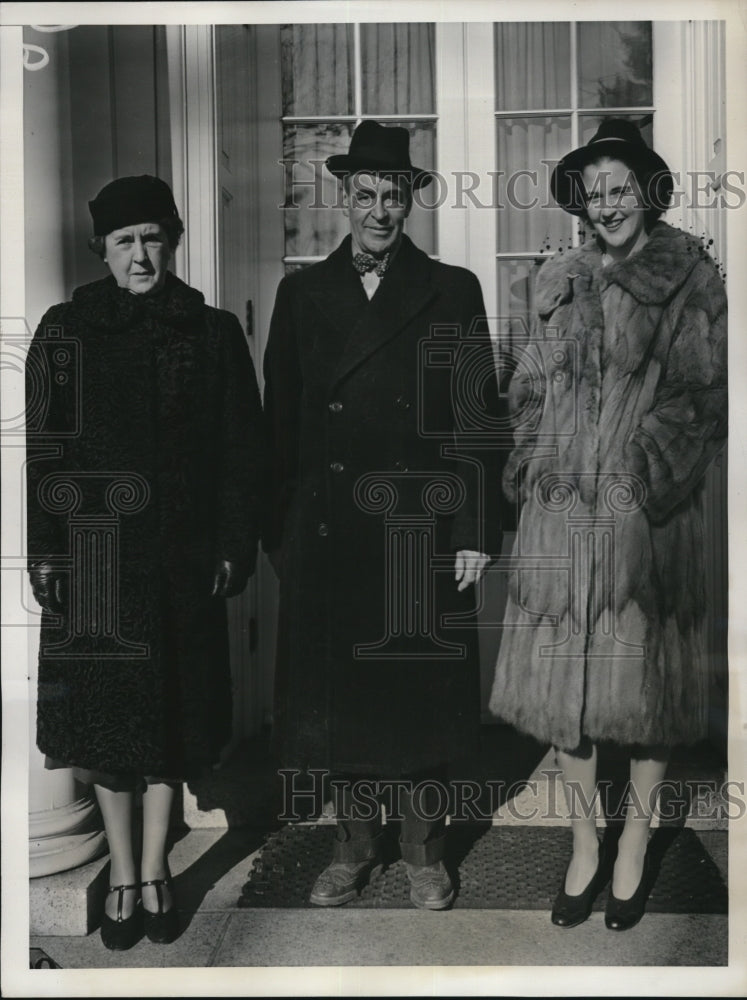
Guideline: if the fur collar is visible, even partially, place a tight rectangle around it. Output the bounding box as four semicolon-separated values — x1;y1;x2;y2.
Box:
535;223;710;316
70;271;206;332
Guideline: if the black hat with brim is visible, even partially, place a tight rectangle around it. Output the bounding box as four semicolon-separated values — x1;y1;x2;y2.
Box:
551;119;673;216
326;120;433;190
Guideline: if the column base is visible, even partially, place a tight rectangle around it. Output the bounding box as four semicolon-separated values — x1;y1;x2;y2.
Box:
30;852;110;936
30;795;108;878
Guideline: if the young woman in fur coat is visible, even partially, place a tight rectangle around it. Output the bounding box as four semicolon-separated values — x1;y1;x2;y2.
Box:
26;176;264;948
489;120;727;930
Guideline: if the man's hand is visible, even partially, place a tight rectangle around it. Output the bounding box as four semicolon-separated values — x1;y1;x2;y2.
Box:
29;563;65;614
211;559;248;599
454;550;490;592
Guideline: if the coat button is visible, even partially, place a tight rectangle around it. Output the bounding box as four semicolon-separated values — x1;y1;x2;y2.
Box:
329;401;343;413
553;370;565;383
394;460;408;471
330;461;344;473
318;522;329;536
395;395;411;409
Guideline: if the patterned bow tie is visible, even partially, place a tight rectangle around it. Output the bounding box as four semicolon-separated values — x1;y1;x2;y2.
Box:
353;251;390;277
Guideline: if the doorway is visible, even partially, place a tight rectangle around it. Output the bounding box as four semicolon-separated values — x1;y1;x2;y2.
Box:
202;19;727;754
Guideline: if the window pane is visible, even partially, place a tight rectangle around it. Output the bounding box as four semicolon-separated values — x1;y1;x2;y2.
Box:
495;23;571;110
283;122;354;259
402;121;437;255
579;112;653;146
281;24;354;116
496;259;542;340
577;22;652;108
406;119;436;175
360;23;435;114
496;117;573;253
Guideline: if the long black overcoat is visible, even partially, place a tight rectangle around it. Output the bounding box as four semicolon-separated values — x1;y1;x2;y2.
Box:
263;235;502;776
26;272;264;776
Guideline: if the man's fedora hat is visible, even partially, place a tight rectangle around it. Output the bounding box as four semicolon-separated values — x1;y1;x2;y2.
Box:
550;118;673;216
326;120;433;189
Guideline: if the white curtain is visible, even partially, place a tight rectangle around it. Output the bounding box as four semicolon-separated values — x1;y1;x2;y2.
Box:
360;23;435;114
495;22;570;111
281;24;354;116
494;24;574;340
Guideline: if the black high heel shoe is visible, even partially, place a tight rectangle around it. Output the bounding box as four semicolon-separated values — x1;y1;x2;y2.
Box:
141;877;180;944
551;841;610;928
605;854;650;931
100;883;143;950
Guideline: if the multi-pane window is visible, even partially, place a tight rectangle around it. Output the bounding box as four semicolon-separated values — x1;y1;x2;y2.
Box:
280;23;437;271
494;21;653;332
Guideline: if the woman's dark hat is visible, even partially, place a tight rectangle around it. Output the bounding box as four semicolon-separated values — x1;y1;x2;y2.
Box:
550;119;673;216
89;175;180;236
326;120;433;189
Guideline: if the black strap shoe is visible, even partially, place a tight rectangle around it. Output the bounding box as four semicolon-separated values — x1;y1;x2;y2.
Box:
605;854;651;931
100;883;143;950
141;877;180;943
551;841;610;928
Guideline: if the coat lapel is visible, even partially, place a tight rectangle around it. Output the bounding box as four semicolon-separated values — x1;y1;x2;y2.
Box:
331;235;437;387
305;236;370;343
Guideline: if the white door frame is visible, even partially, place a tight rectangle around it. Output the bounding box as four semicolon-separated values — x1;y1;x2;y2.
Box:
165;25;219;306
436;23;497;327
165;25;268;758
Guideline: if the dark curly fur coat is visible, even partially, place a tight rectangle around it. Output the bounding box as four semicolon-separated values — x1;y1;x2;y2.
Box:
26;272;264;775
489;223;727;749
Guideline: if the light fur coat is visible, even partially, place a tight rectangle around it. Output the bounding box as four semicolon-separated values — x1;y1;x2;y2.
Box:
489;222;727;749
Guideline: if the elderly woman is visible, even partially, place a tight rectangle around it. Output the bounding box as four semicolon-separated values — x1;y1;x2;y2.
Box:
26;175;264;948
489;120;727;930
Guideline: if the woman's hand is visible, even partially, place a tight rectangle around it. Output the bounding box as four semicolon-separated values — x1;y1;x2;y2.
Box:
29;563;65;614
454;550;491;592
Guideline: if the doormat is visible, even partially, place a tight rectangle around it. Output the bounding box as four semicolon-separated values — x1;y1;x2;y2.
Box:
238;824;727;912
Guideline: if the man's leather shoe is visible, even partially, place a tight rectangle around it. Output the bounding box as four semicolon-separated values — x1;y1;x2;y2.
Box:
309;858;383;907
405;861;454;910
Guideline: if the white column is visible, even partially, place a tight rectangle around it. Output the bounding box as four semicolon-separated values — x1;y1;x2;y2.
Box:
436;22;497;322
11;25;106;877
654;21;729;755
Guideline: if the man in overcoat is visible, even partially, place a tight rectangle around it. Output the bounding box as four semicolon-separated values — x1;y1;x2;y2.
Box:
263;121;502;908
